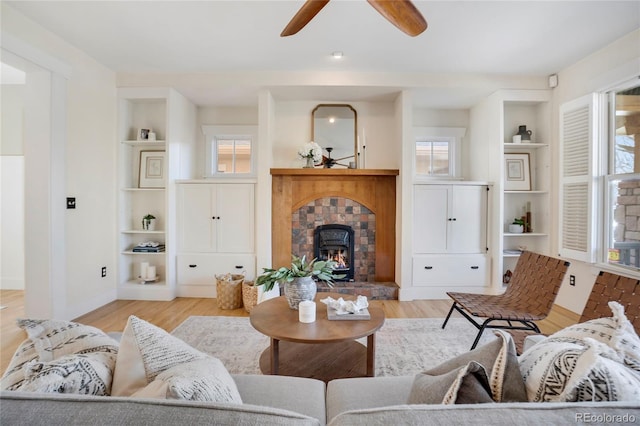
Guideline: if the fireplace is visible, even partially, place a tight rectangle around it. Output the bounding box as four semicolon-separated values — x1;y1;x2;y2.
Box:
314;224;354;281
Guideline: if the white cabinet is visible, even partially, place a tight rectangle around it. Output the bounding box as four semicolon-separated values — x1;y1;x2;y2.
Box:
413;184;488;254
176;182;256;297
410;183;489;298
177;183;254;253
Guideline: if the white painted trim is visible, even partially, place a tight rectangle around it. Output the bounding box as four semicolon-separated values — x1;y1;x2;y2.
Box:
0;34;71;79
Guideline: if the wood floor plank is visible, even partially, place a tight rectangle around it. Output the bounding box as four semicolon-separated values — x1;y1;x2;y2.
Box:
0;291;576;375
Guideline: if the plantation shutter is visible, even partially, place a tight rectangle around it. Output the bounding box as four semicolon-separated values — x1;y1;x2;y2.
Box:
558;94;599;262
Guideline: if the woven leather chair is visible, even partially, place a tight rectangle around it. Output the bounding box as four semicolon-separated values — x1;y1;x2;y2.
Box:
442;251;570;350
509;270;640;353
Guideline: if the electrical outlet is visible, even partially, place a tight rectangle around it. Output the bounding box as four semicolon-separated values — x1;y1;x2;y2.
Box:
66;197;76;209
101;267;107;278
569;274;576;286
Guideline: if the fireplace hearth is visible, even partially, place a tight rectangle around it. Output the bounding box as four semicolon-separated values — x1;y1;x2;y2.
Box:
314;224;354;281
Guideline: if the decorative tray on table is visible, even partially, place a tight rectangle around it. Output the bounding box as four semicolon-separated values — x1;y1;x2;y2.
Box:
327;307;371;321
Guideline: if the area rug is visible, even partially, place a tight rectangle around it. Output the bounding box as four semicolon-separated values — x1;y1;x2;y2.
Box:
171;316;496;377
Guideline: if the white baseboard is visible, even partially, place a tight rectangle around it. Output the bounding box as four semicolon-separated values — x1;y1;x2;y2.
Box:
0;277;25;290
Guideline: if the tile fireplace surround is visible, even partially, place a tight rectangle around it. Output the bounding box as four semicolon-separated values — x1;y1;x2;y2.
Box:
270;168;398;282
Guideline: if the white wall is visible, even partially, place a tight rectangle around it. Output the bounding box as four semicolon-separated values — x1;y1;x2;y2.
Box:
1;83;25;290
551;30;640;313
272;100;398;169
2;3;117;319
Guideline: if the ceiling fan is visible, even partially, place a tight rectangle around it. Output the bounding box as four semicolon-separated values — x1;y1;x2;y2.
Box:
281;0;428;37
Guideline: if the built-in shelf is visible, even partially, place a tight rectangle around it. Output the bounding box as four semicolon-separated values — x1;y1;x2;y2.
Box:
504;233;547;237
122;140;166;146
121;251;166;255
121;230;165;234
503;143;549;149
504;190;548;194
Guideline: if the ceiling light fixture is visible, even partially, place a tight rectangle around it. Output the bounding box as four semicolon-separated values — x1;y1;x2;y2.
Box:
331;51;343;59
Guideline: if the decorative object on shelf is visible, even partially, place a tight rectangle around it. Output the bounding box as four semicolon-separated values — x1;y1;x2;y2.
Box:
298;141;322;168
216;273;244;310
516;125;532;142
138;262;158;284
142;214;156;231
139;150;166;188
138;128;151;141
147;131;156;141
504;153;531;191
132;241;165;252
508;219;524;234
255;254;345;310
512;135;521;144
502;269;512;284
525;201;532;233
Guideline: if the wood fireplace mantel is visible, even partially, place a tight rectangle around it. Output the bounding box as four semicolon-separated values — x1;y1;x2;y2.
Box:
270;168;399;281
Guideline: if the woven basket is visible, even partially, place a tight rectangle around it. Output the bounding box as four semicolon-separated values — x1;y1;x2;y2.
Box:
216;273;244;310
241;281;258;313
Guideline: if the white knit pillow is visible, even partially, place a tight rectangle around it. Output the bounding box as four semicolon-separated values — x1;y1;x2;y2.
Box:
111;315;241;403
132;359;242;402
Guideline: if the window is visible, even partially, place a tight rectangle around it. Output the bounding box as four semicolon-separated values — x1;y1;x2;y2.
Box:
605;82;640;271
413;127;465;179
202;125;257;177
416;139;451;176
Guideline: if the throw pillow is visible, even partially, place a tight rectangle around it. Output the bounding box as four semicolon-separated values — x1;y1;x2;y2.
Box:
0;319;118;393
518;336;640;402
111;315;242;403
18;352;115;395
550;301;640;372
408;360;494;404
132;359;242;403
408;330;526;404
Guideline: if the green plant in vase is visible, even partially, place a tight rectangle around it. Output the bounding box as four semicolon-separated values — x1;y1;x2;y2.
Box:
256;255;345;309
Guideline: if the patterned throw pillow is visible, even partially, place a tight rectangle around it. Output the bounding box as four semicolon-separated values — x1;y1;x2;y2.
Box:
18;352;115;395
551;301;640;372
0;319;118;394
519;337;640;402
111;315;242;404
408;331;526;404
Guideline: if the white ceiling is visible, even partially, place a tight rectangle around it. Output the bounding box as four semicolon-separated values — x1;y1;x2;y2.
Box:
5;0;640;108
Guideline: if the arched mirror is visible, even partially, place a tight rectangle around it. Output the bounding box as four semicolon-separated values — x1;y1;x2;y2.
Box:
311;104;357;168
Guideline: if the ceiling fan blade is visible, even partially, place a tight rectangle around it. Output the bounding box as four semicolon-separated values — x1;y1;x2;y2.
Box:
281;0;331;37
367;0;427;37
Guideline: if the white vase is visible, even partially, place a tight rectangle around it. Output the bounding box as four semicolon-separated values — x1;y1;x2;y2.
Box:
303;157;315;168
143;218;156;231
508;224;524;233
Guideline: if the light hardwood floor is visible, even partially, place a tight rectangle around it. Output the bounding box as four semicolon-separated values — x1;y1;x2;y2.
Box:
0;290;580;375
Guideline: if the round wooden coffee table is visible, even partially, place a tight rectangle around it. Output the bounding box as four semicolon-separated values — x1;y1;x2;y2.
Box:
249;293;385;382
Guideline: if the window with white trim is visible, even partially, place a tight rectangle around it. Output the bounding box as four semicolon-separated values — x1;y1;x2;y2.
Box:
414;127;464;179
560;79;640;273
604;81;640;271
202;125;257;177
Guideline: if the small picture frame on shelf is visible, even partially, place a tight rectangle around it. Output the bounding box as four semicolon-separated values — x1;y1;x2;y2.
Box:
137;128;151;141
504;153;531;191
139;150;165;188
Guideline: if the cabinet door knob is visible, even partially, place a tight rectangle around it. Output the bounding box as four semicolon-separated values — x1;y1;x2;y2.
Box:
470;266;479;269
424;266;433;270
235;265;244;269
189;264;197;268
212;217;216;220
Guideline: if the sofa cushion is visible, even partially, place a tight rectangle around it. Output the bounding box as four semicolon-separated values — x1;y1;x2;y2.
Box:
111;315;241;403
0;319;118;394
0;391;321;426
550;301;640;372
519;336;640;402
408;330;526;404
